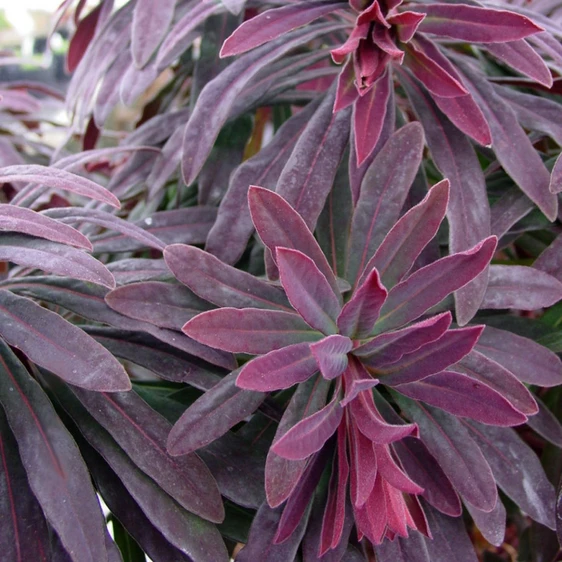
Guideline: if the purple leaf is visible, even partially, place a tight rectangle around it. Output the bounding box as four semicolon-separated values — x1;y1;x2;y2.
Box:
375;237;497;333
465;421;556;529
119;60;158;106
272;394;343;461
354;312;452;365
346;122;425;287
0;234;115;289
0;408;50;562
550;152;562;194
456;350;538;416
206;98;320;265
181;23;342;185
485;40;552;87
164;244;291;311
335;58;359;111
526;397;562;448
375;530;431;562
372;326;484;386
0;165;120;208
105;281;212;330
266;376;331;507
490;187;534;240
183;307;320;354
415;4;544;43
0;341;109;562
71;387;224;523
0;290;131;392
249;185;340;297
337;267;387;338
221;1;347;57
131;0;176;68
481;265;562;310
476;325;562;387
237;342;318;391
457;61;557;221
348;421;377;507
393;437;462;517
395;371;527;426
365;179;449;290
275;85;351;230
108;258;169;285
465;497;506;547
395;395;497;512
277;247;341;334
310;335;352;380
167;370;265;456
376;442;423;495
353;70;391;165
0;204;91;250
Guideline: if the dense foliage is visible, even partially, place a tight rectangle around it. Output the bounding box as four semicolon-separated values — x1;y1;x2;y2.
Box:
1;0;562;560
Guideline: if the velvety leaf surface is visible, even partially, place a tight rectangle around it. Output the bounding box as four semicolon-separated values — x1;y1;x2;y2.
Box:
310;335;352;381
221;1;346;56
167;370;265;456
183;307;320;354
237;342;318;391
0;341;109;562
490;187;534;239
165;244;290;311
181;23;341;185
415;4;543;43
277;247;341;334
465;421;556;529
272;394;343;461
0;289;131;392
70;387;224;523
0;234;115;289
375;530;431;562
465;497;506;547
394;395;497;512
248;185;340;297
0;165;120;208
0;408;51;562
0;204;92;250
526;397;562;447
52;381;228;562
395;371;527;426
365;180;449;290
476;325;562;387
266;376;331;507
481;265;562;310
275;86;351;230
105;281;212;330
375;237;497;333
346;123;424;287
107;258;170;285
131;0;176;68
535;233;562;284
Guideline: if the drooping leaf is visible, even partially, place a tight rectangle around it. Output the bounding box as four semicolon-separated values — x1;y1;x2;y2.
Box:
67;2;103;73
167;370;265;456
70;386;224;522
465;496;506;548
348;421;377;507
395;371;527;426
0;165;120;208
0;289;131;392
0;204;91;250
237;342;318;391
374;237;497;333
476;325;562;387
415;4;544;43
0;340;109;562
131;0;176;68
345;122;424;287
526;397;562;447
221;1;347;57
0;234;115;289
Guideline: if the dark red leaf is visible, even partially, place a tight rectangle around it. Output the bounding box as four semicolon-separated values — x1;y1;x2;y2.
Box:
310;335;352;380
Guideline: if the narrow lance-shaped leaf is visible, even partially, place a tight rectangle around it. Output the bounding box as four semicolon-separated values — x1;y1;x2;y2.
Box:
0;234;115;289
167;370;266;456
277;247;341;335
374;236;497;333
465;497;506;548
394;371;528;426
415;4;544;43
0;340;109;562
0;165;120;208
164;244;291;311
0;289;131;392
131;0;176;68
182;23;342;185
550;152;562;194
221;1;347;57
310;335;352;381
236;342;318;391
0;204;92;250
